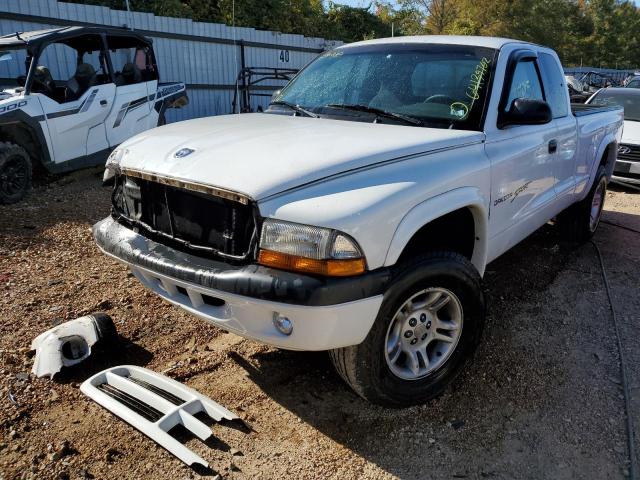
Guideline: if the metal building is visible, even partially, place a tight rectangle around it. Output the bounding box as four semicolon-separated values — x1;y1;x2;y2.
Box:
0;0;342;122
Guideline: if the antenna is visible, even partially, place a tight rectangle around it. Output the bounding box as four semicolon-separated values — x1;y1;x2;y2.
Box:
125;0;134;30
232;0;239;114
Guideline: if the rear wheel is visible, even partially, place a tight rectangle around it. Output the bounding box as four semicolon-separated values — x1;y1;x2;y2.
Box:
329;251;485;406
559;165;607;242
0;142;32;205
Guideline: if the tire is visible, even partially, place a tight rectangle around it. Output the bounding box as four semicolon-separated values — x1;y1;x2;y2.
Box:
0;142;32;205
559;165;607;243
330;251;485;407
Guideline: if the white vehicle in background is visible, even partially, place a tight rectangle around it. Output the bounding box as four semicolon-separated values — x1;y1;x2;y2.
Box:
0;26;187;204
96;36;623;406
625;77;640;89
587;87;640;185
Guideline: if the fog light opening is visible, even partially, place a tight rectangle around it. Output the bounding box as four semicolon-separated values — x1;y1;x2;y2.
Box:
273;312;293;336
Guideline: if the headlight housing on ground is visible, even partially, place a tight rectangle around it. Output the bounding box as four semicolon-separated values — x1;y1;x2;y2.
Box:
258;219;366;276
102;148;128;184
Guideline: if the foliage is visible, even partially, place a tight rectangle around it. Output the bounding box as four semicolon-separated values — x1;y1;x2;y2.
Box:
70;0;640;68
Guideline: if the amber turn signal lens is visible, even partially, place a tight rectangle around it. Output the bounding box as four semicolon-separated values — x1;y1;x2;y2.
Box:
258;249;366;277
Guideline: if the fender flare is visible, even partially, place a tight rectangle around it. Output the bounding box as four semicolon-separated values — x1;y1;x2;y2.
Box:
586;133;617;195
383;186;489;275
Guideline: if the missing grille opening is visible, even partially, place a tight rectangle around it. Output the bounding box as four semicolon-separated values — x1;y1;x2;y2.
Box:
202;294;225;307
176;286;188;296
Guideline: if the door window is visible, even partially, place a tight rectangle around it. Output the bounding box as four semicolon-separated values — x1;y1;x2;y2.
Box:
107;36;158;86
36;35;110;103
538;53;568;118
505;60;544;110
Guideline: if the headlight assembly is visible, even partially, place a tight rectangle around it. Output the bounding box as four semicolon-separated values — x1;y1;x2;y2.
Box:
258;219;366;277
103;148;128;184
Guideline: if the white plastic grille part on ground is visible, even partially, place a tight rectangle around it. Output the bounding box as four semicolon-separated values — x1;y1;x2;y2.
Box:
80;365;239;467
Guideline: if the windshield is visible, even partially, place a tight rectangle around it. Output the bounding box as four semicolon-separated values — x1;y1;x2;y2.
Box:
273;44;497;130
626;79;640;89
0;48;30;91
589;90;640;122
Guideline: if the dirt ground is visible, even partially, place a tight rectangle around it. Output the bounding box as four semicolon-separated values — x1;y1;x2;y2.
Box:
0;169;638;480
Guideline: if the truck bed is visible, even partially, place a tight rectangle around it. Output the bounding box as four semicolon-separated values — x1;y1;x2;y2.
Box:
571;103;622;117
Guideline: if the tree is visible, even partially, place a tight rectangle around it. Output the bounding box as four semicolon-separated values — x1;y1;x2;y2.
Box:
395;0;457;34
325;3;392;42
66;0;640;68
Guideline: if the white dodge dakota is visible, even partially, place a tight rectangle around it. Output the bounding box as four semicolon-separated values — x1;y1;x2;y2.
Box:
95;36;623;406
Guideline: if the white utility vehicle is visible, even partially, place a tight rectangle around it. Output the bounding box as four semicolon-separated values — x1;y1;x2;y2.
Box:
0;26;187;204
587;87;640;185
95;36;623;406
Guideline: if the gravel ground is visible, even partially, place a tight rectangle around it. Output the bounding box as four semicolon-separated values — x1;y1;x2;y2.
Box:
0;171;638;480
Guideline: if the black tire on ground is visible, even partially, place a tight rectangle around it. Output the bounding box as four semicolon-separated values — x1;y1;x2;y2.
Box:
0;142;32;205
329;251;485;407
559;165;607;243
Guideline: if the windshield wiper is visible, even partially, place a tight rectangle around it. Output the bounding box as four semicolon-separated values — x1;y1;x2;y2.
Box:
269;100;318;118
325;103;424;126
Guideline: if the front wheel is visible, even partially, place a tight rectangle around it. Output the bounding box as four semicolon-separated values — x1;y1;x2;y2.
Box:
329;251;485;407
0;142;32;205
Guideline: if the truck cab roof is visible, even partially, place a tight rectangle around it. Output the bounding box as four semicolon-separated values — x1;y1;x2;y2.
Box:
343;35;529;51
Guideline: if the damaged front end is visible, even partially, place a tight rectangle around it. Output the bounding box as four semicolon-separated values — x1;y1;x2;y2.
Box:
109;169;260;263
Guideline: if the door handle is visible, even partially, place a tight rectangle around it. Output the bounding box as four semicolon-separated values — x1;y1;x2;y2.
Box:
548;139;558;154
100;99;108;106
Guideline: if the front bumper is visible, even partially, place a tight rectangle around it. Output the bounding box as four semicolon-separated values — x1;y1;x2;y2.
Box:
93;217;388;350
613;159;640;185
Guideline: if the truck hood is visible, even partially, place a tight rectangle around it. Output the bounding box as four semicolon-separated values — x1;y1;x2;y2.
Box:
622;120;640;145
119;113;484;200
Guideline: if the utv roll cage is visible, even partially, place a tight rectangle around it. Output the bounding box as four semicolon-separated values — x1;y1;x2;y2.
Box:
231;67;299;113
0;26;156;94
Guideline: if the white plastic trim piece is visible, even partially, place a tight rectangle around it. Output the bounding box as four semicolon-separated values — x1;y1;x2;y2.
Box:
80;365;239;468
31;314;116;378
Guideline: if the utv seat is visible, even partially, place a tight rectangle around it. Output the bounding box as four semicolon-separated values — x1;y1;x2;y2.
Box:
65;63;96;102
115;63;142;86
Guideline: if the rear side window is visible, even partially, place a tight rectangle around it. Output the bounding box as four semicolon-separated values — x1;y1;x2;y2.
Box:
107;36;158;86
505;60;544;110
538;53;568;118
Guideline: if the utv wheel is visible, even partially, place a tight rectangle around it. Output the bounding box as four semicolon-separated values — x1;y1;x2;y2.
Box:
0;142;32;205
559;165;607;242
329;251;485;407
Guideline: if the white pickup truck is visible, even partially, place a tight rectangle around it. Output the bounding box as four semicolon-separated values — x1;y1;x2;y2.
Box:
94;36;623;406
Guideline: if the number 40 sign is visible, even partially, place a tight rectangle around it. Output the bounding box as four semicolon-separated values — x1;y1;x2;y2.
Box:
278;49;290;63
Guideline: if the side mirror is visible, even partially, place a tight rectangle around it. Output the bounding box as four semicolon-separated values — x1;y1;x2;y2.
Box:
499;98;552;128
270;89;281;102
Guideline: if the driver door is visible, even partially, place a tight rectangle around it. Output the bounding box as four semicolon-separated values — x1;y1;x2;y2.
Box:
485;52;558;260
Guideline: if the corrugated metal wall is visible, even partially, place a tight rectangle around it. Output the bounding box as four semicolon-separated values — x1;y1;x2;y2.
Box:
0;0;342;122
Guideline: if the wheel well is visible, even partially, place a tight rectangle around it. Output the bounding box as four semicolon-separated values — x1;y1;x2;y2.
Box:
599;143;616;177
0;123;45;168
397;208;476;264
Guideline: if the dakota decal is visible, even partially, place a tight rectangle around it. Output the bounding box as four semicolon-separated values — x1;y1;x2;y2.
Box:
493;181;532;206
